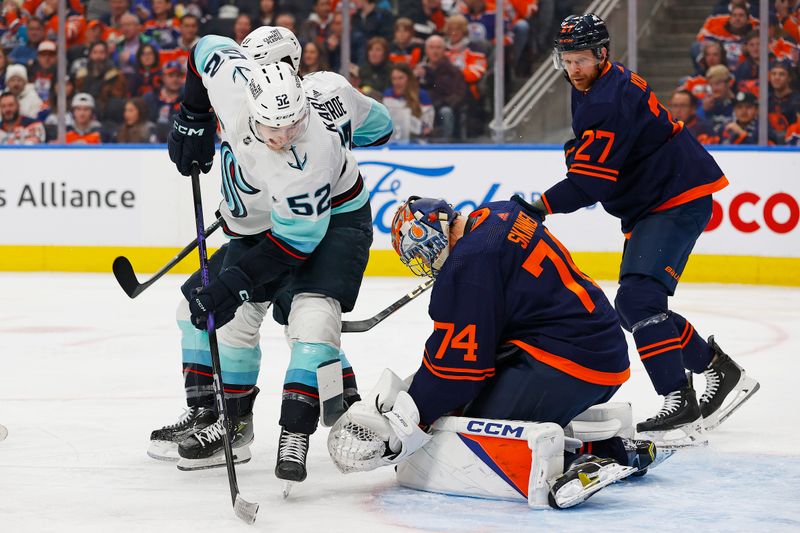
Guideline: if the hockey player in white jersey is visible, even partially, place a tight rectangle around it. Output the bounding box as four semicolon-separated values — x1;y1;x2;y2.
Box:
148;34;391;491
240;26;393;150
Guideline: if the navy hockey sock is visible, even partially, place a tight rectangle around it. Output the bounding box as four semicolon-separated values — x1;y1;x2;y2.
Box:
633;315;689;395
670;312;712;373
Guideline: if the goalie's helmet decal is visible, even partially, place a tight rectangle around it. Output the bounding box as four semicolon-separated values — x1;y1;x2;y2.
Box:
391;196;457;278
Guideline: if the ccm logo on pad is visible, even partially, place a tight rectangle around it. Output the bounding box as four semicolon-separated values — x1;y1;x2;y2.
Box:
465;420;525;438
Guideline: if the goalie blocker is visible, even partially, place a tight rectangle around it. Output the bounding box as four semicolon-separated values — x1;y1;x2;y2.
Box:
329;370;666;509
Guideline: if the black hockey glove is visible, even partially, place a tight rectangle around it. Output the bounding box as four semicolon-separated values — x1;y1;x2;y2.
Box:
168;103;216;177
188;267;253;330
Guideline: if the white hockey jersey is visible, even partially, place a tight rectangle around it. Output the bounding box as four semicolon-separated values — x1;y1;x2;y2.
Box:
193;36;369;255
301;70;393;149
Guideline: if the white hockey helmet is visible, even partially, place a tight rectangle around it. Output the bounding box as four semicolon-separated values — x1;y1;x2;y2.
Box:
241;25;302;72
246;62;310;150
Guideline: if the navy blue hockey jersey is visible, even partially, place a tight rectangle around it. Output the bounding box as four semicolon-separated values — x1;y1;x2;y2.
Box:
407;198;630;425
541;62;728;233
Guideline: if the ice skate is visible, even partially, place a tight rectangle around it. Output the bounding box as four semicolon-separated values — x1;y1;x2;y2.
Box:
148;407;217;461
176;414;254;471
636;386;707;448
700;336;760;430
275;427;309;498
620;438;674;477
548;455;635;509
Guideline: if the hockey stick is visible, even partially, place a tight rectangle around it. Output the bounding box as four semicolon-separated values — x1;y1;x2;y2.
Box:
341;277;434;333
188;165;258;525
112;218;222;298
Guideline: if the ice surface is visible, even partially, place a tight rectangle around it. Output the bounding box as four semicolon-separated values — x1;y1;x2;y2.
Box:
0;274;798;532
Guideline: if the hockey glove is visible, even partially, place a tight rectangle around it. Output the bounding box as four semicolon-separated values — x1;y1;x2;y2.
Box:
382;391;432;464
188;267;253;330
168;104;216;176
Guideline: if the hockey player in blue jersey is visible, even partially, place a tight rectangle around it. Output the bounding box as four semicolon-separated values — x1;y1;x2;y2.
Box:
328;196;667;509
530;14;759;446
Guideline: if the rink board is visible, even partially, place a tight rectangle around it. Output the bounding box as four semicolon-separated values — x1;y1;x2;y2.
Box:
0;145;797;285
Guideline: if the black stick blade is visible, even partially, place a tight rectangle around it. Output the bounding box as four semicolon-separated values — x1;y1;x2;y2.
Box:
112;256;143;298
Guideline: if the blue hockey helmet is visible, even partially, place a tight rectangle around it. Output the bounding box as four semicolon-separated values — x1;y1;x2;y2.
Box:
553;13;610;69
391;196;457;278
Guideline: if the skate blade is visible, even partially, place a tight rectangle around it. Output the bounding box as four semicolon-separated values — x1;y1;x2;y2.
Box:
703;376;760;431
282;481;294;499
176;446;252;471
650;447;676;469
234;494;259;524
147;441;180;462
553;463;635;509
640;420;708;450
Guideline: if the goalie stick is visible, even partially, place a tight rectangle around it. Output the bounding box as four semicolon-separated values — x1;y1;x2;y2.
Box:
112;218;222;298
188;165;258;525
341;277;434;333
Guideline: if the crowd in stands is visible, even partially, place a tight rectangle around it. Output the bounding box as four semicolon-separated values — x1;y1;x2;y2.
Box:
0;0;568;145
670;0;800;146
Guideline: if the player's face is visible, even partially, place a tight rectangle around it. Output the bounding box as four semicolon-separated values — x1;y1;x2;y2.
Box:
254;107;309;151
561;49;603;91
734;102;757;123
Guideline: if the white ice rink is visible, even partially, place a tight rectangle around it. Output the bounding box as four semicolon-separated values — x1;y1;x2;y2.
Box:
0;273;798;532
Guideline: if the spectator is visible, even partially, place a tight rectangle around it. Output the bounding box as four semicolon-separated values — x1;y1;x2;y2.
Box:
352;0;395;54
29;40;57;103
233;14;253;45
668;89;717;144
159;14;200;66
444;14;487;137
325;11;361;72
128;43;162;96
0;91;46;144
734;31;760;87
413;0;448;39
389;17;424;67
43;75;77;139
102;0;131;32
143;0;181;50
10;18;46;66
75;40;129;121
786;109;800;145
780;1;800;43
299;41;329;76
115;97;157;142
769;22;800;68
359;36;392;96
768;60;800;137
0;48;8;93
695;39;728;76
39;0;89;49
115;13;151;76
696;4;758;70
275;13;297;34
259;0;279;26
703;64;736;131
143;59;183;141
4;64;44;119
719;90;762;144
383;62;434;142
299;0;334;47
65;92;103;144
415;34;466;140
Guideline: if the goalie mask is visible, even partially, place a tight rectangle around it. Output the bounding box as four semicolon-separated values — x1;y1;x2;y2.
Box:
391;196;457;278
241;25;302;72
246;62;309;150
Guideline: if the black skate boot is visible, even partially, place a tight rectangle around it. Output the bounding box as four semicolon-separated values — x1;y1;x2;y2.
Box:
548;455;635;509
176;413;254;471
636;386;706;448
148;406;217;461
699;336;760;430
275;427;310;498
620;438;673;477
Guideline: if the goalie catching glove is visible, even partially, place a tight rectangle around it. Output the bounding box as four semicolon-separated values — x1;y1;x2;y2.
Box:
188;267;253;330
328;370;431;472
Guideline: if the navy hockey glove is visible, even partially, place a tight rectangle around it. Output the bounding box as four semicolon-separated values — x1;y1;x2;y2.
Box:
188;267;253;330
168;104;216;177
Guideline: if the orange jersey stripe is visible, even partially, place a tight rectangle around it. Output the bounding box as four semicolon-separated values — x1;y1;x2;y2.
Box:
541;193;553;214
637;336;682;354
423;357;496;381
680;323;694;349
653;175;729;212
568;168;618;182
424;349;496;375
509;340;630;386
570;163;619;175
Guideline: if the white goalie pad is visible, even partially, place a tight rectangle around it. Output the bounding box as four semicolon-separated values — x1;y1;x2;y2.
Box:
397;417;564;509
565;402;634;447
